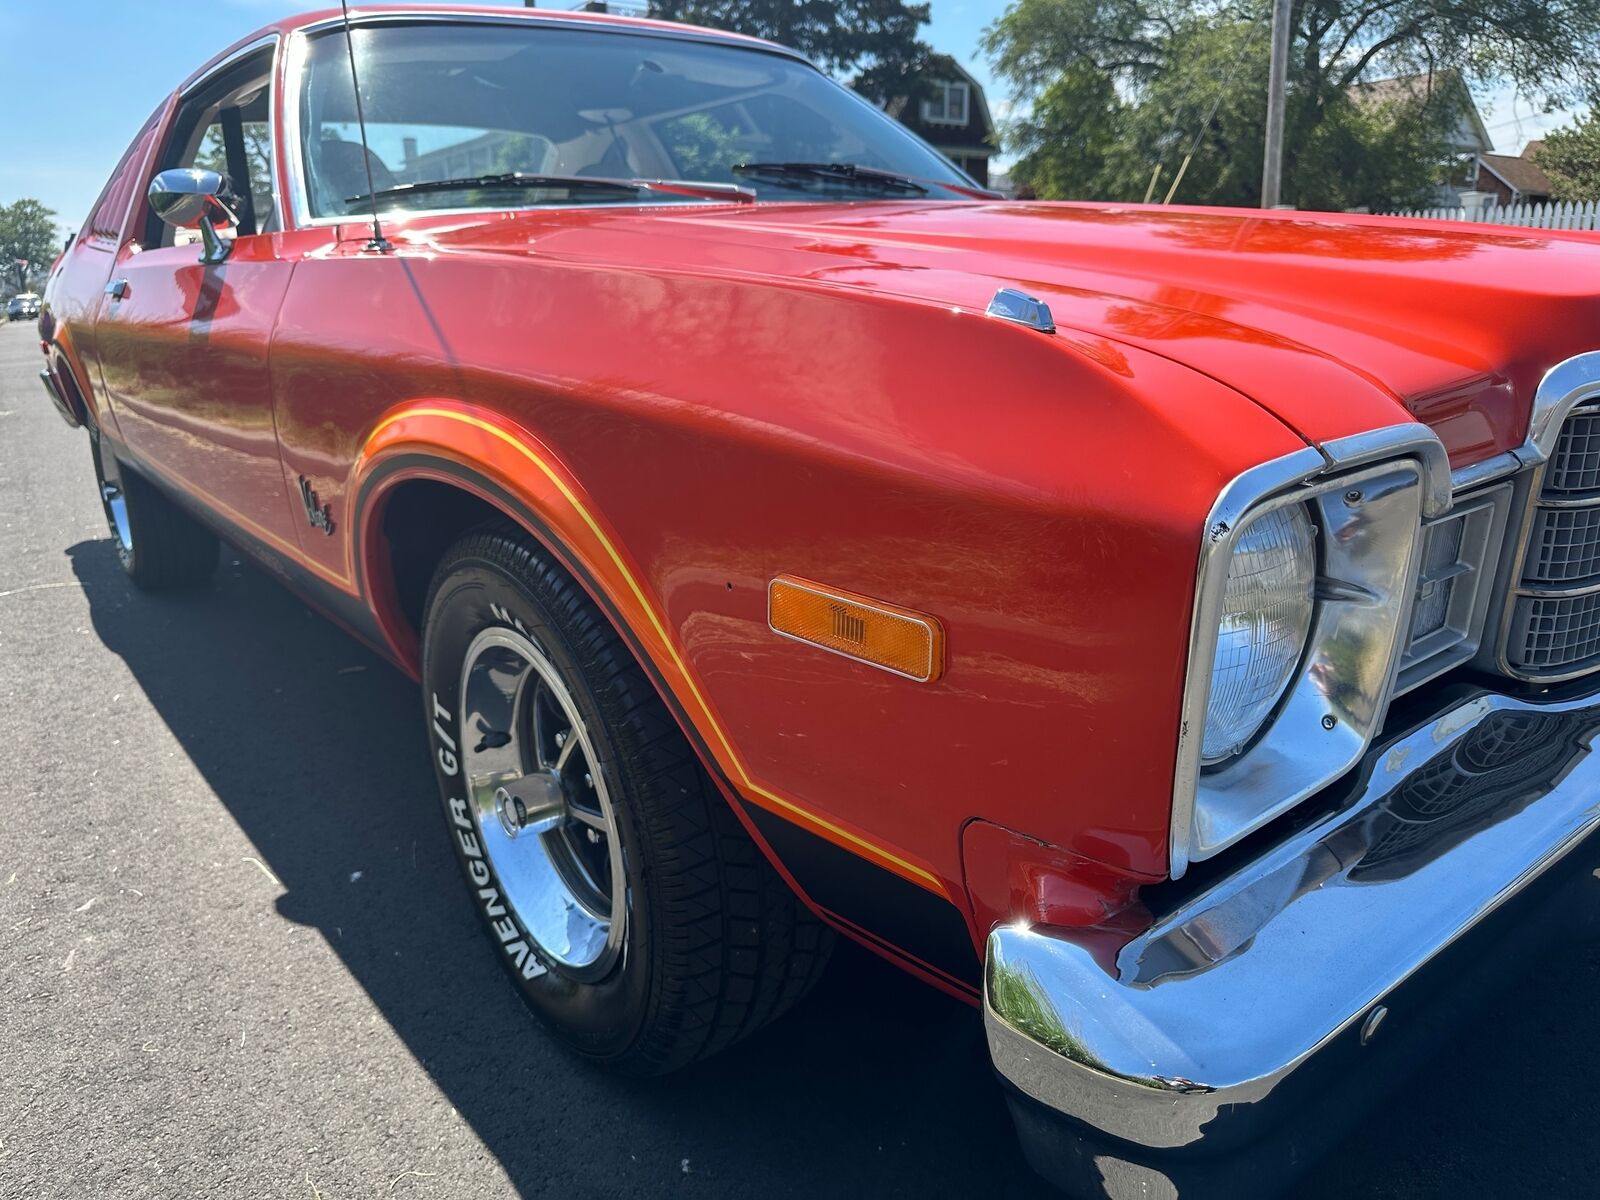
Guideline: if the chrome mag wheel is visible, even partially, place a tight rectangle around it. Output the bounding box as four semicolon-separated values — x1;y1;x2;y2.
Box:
95;440;134;564
458;625;625;981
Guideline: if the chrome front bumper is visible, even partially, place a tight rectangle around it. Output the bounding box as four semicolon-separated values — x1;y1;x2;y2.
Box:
986;686;1600;1179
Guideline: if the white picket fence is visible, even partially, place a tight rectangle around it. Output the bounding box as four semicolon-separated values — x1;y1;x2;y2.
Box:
1383;199;1600;231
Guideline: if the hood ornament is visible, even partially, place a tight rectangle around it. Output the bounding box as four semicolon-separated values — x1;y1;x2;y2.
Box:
986;287;1055;334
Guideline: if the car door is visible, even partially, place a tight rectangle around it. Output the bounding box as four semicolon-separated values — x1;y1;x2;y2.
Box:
95;41;305;552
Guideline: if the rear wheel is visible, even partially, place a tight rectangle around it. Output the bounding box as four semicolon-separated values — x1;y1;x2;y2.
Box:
421;525;832;1074
91;434;218;590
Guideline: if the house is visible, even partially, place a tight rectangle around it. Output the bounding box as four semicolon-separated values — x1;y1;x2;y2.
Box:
1474;141;1554;205
885;55;996;187
1348;70;1492;204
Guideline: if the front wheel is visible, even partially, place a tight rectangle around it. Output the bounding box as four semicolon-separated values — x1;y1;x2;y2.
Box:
421;526;832;1074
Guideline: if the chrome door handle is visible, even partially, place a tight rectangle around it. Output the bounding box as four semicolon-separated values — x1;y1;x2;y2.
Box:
104;279;129;300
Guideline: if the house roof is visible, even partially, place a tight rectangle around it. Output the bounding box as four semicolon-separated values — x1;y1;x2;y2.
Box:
885;53;995;145
1347;70;1491;150
1478;147;1555;198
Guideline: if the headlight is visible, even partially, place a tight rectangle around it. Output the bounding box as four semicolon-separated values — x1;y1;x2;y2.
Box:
1202;505;1316;763
1171;456;1427;876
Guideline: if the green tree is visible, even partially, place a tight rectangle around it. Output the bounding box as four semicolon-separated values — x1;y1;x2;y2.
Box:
985;0;1600;210
1537;109;1600;201
0;199;60;291
647;0;934;103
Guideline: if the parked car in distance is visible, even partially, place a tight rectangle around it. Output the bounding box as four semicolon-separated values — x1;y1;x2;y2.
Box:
34;6;1600;1195
7;292;39;321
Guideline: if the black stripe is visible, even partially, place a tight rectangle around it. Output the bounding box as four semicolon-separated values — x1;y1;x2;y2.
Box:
741;803;981;990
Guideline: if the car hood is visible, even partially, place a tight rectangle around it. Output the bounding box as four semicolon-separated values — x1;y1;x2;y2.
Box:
429;200;1600;466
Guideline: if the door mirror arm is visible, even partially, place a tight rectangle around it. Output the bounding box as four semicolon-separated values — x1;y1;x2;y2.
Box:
147;168;238;266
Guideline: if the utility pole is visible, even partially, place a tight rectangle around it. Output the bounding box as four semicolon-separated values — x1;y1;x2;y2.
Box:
1260;0;1292;208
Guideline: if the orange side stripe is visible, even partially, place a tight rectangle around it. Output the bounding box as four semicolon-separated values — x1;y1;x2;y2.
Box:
365;407;948;896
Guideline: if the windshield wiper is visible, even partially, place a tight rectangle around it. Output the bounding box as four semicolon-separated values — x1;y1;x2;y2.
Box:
345;172;755;207
730;162;929;194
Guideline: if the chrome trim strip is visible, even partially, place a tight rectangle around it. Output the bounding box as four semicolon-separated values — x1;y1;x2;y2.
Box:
1451;450;1522;493
1517;577;1600;600
1321;422;1451;517
180;33;280;97
991;685;1600;1151
1523;351;1600;465
1528;491;1600;510
1170;448;1325;879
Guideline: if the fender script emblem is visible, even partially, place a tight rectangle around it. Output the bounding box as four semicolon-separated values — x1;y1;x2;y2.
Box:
298;475;335;536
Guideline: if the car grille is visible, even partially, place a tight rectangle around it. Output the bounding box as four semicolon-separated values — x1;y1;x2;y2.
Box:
1395;485;1509;692
1507;399;1600;677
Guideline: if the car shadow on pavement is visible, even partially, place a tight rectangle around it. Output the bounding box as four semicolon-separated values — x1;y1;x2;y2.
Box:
68;535;1600;1198
65;537;1038;1197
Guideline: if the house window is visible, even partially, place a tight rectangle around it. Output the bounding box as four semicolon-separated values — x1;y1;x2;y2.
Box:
920;80;969;127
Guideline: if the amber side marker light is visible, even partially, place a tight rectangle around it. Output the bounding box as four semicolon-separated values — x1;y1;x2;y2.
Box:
768;576;945;682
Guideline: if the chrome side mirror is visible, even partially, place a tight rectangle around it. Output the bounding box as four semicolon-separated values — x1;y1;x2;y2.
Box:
148;168;237;266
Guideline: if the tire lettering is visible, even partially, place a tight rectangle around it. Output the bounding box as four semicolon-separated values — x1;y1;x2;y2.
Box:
432;668;549;984
490;603;531;638
429;692;457;752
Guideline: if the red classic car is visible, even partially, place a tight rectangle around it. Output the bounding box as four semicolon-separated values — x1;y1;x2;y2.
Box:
36;4;1600;1194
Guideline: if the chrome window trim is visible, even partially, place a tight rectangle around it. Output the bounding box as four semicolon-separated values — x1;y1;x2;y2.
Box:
180;33;281;98
294;10;813;65
1170;424;1450;879
161;34;284;244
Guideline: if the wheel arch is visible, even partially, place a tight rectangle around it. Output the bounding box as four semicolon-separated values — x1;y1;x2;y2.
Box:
350;404;969;974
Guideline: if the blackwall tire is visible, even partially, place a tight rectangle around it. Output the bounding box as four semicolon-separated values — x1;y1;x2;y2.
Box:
421;524;832;1074
91;433;218;590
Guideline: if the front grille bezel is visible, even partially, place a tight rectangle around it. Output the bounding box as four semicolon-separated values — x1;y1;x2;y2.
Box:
1501;389;1600;681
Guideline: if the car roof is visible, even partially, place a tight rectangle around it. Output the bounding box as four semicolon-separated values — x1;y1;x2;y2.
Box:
180;4;802;94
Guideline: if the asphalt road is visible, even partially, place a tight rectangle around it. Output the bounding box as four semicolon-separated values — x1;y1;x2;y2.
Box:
5;320;1600;1199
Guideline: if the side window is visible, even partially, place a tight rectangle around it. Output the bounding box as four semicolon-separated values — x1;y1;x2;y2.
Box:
81;107;165;247
144;46;278;249
191;110;275;237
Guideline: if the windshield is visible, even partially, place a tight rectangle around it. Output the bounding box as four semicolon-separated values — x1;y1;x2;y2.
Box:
296;22;973;218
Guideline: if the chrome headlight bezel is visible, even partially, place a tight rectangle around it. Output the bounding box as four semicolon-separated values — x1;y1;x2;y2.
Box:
1171;432;1448;878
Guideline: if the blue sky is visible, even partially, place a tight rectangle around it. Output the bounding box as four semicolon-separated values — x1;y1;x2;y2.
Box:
0;1;1581;232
